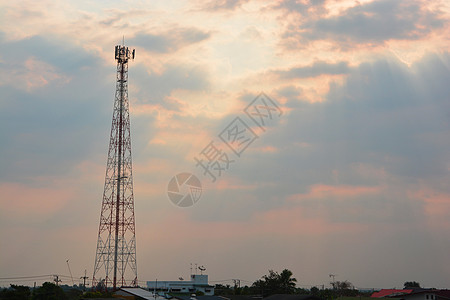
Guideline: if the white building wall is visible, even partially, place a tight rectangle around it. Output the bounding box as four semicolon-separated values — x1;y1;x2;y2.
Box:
191;275;208;285
404;294;438;300
146;275;214;296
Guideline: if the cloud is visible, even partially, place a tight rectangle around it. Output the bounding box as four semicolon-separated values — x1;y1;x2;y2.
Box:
0;57;69;91
2;0;450;289
272;0;326;16
310;1;444;41
132;63;211;107
190;52;450;226
290;184;379;201
0;182;73;221
276;0;446;48
276;61;351;78
0;32;211;187
200;0;250;11
129;27;210;53
0;34;98;72
0;33;112;183
275;53;450;181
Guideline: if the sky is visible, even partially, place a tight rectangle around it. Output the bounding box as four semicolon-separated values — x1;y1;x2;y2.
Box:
1;0;450;291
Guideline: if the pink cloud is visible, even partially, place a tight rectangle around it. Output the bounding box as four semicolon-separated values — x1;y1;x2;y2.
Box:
252;205;369;235
258;145;278;153
288;184;380;202
147;199;368;247
0;57;69;92
0;182;73;220
214;178;258;191
413;188;450;228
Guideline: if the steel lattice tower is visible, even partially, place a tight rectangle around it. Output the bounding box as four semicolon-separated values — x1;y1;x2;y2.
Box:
92;44;137;291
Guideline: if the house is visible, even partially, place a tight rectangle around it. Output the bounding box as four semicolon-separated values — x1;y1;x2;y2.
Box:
174;296;225;300
225;295;263;300
263;294;324;300
147;274;215;296
371;290;413;298
387;290;450;300
114;287;167;300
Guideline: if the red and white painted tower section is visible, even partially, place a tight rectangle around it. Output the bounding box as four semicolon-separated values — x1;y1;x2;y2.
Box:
92;44;137;291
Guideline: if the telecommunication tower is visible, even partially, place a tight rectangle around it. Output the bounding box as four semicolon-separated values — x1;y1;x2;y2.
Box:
92;44;137;291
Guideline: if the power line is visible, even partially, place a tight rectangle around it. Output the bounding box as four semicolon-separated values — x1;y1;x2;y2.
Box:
209;279;253;284
0;274;74;284
209;279;238;283
0;278;54;283
0;275;54;280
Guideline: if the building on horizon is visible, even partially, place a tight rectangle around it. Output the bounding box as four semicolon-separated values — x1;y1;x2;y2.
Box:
147;274;214;296
372;289;450;300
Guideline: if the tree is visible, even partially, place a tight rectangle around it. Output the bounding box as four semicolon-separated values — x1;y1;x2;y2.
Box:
279;269;297;294
251;269;297;297
81;291;113;299
332;280;352;290
318;288;334;300
331;280;357;297
214;284;234;295
310;286;320;296
62;288;82;300
0;285;31;300
32;282;67;300
404;281;421;289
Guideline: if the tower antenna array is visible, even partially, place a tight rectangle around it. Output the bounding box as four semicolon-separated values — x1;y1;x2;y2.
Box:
92;44;137;291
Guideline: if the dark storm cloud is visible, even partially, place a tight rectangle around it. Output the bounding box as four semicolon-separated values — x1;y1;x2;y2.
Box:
276;61;351;78
129;27;210;53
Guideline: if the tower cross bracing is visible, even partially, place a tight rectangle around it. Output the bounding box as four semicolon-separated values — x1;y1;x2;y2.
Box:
92;44;137;291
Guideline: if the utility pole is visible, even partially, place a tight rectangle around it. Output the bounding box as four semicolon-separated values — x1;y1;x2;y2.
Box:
233;279;240;289
81;270;89;290
329;274;337;300
53;275;62;286
329;274;336;288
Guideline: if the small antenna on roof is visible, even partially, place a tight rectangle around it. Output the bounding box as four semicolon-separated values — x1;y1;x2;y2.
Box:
122;35;125;46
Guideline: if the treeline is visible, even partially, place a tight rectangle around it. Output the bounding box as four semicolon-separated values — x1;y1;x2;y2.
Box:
0;282;112;300
215;269;365;298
